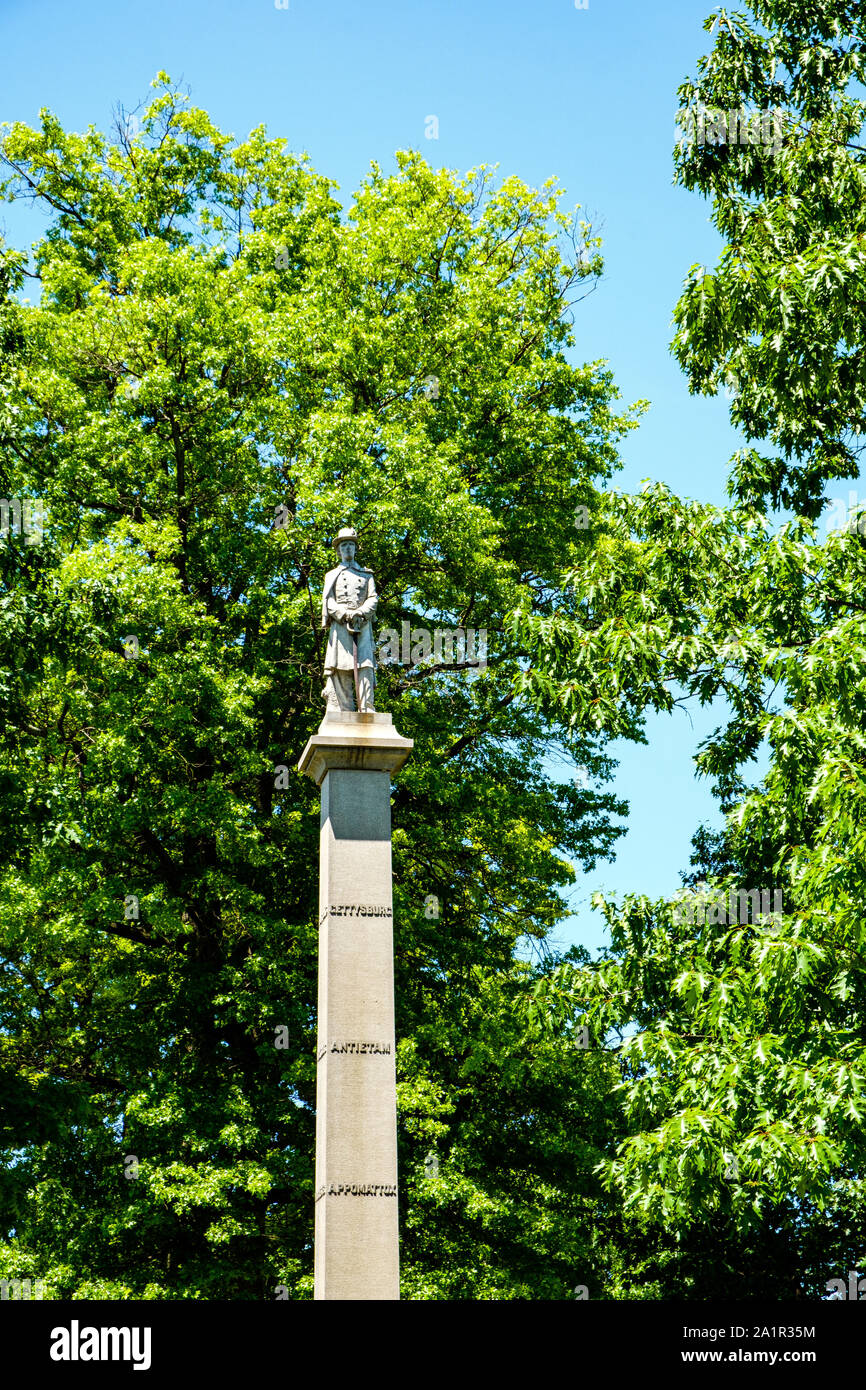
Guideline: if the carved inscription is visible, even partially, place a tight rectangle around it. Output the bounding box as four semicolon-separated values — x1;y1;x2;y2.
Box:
315;1183;397;1202
317;1040;392;1061
319;904;393;924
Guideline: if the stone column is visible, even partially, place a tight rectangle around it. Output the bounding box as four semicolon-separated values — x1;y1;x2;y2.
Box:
298;711;413;1301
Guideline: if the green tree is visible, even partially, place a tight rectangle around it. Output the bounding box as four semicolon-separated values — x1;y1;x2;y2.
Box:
673;0;866;516
514;0;866;1297
0;77;642;1298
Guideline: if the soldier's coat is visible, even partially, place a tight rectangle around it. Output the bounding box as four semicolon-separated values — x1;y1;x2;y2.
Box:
321;562;377;671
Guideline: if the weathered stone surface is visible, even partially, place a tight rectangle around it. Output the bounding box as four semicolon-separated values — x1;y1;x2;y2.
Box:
298;711;412;1300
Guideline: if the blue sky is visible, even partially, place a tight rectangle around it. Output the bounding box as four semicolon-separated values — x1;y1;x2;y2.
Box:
1;0;753;951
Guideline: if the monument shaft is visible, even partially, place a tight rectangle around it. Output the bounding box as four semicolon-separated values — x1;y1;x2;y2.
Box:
299;712;412;1300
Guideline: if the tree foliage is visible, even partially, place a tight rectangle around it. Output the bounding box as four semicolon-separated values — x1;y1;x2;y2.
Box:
522;0;866;1298
0;77;640;1298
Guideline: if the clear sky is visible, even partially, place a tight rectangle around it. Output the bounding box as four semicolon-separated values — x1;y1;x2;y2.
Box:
0;0;752;952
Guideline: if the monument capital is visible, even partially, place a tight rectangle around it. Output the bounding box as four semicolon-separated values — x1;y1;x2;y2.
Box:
298;712;413;786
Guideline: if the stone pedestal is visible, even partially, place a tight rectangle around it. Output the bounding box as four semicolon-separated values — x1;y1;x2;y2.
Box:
298;711;413;1301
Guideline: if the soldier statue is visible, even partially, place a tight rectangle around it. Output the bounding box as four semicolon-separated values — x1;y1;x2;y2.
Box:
321;527;377;712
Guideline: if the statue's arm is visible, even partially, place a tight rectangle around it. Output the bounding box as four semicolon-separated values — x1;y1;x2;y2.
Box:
327;593;350;622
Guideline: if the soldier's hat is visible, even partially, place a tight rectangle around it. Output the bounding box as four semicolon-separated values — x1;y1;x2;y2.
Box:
332;527;360;552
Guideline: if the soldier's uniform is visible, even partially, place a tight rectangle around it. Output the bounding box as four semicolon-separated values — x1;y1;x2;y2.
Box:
321;558;377;712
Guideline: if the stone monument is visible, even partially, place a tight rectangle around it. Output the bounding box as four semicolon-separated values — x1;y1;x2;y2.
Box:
298;526;412;1300
320;527;378;714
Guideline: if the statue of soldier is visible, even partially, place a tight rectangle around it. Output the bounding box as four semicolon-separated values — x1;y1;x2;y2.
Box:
321;527;377;712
